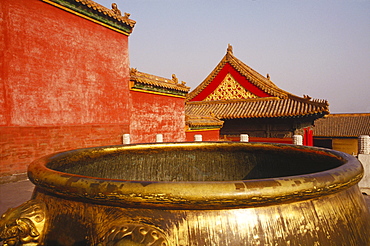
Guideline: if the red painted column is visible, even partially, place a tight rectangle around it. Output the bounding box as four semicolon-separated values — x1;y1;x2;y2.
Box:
304;127;313;146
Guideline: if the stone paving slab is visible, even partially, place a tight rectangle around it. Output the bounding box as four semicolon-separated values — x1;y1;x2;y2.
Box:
0;179;35;215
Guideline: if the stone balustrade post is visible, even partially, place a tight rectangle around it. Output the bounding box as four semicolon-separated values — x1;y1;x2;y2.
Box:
194;134;202;142
123;134;130;144
156;134;163;143
293;135;303;145
358;135;370;194
240;134;249;142
359;135;370;155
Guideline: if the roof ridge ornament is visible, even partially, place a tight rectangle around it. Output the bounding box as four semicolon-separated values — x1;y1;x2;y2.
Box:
172;74;179;84
130;68;138;76
227;44;233;54
111;3;121;16
303;95;312;101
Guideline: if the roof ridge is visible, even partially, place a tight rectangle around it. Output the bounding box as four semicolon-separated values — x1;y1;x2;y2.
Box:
187;44;307;101
225;52;294;98
186;54;228;101
287;94;329;107
74;0;136;27
226;51;277;87
131;69;183;84
42;0;136;35
130;68;190;93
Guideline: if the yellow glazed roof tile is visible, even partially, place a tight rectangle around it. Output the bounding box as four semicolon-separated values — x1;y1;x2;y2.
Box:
130;68;191;93
185;97;329;119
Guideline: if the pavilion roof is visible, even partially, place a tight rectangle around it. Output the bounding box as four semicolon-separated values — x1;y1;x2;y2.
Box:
186;45;329;119
313;113;370;137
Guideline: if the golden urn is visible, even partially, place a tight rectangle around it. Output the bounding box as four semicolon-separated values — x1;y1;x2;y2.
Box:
1;142;369;245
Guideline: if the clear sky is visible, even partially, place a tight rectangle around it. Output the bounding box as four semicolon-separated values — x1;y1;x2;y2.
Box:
95;0;370;113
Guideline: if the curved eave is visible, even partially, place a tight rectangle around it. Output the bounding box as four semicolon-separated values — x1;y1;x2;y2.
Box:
185;98;330;120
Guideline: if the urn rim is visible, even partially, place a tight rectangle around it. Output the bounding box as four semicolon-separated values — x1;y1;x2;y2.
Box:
28;142;363;209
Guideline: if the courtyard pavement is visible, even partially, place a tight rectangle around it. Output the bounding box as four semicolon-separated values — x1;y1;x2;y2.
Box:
0;179;35;215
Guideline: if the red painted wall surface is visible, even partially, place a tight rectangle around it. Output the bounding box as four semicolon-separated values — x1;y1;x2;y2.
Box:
130;91;186;143
186;129;220;142
1;0;130;126
0;125;128;174
0;0;131;176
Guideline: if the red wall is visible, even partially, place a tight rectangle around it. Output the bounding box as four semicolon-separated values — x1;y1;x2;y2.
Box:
0;0;130;126
130;91;186;143
0;0;131;176
0;125;128;174
186;129;220;141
